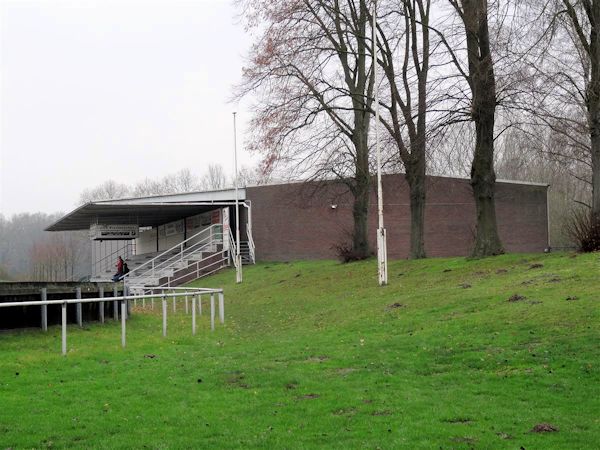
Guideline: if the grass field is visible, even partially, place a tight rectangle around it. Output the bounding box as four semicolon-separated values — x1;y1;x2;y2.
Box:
0;252;598;449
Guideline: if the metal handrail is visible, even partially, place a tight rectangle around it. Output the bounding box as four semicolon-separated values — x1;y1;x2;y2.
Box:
92;240;135;277
247;222;256;264
138;232;222;279
228;229;238;268
124;224;221;281
0;287;225;355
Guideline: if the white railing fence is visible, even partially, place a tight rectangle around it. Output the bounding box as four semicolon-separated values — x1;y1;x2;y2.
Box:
0;287;224;356
92;240;136;279
123;225;223;283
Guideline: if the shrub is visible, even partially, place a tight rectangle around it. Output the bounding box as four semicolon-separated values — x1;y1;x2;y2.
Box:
331;242;369;263
565;209;600;252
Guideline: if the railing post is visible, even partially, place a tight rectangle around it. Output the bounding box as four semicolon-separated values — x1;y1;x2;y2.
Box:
99;286;105;323
125;285;131;319
173;295;176;313
185;295;189;314
76;287;82;327
113;286;119;321
40;288;48;332
218;292;224;324
198;294;202;315
210;293;215;331
192;295;196;336
61;301;67;356
162;295;167;337
121;300;126;348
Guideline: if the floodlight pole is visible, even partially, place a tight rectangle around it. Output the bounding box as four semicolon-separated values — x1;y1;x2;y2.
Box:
373;0;388;286
233;112;242;283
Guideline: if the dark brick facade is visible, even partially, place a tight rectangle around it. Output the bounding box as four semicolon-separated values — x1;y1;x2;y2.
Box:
246;174;548;261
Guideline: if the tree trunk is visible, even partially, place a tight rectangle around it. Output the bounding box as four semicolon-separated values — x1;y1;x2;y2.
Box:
471;102;503;256
588;2;600;225
405;156;427;259
462;0;504;257
352;126;371;259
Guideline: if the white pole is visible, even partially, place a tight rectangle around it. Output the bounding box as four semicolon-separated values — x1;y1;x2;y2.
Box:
162;296;167;337
233;112;243;283
372;0;388;286
61;302;67;356
218;292;224;324
210;293;215;331
121;300;126;348
192;296;197;336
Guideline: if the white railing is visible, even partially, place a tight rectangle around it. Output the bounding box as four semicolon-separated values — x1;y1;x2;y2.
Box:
228;229;238;269
247;222;256;264
123;224;223;286
92;240;136;278
0;286;224;356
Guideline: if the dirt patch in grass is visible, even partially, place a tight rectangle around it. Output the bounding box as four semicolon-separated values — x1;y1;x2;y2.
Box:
566;296;579;301
459;283;472;289
336;368;356;376
225;373;249;389
521;280;535;286
529;263;544;269
548;276;561;283
285;382;298;390
306;355;329;362
387;302;405;309
144;354;157;359
531;423;559;433
333;407;357;417
298;393;320;400
496;269;508;274
443;417;474;424
371;410;393;416
508;294;526;302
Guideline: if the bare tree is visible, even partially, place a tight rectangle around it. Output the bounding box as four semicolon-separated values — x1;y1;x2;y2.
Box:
79;180;130;204
236;0;375;258
201;164;228;191
443;0;504;256
374;0;433;258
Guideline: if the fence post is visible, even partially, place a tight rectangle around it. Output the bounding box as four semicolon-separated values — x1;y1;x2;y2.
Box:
61;302;67;356
162;296;167;337
40;288;47;332
113;286;119;321
125;285;131;319
173;294;176;313
210;293;215;331
192;295;196;336
121;300;127;348
185;295;189;314
198;294;202;315
218;292;224;324
76;287;82;327
99;286;105;323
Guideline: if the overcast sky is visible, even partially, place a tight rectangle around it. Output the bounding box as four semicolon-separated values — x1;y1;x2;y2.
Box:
0;0;257;217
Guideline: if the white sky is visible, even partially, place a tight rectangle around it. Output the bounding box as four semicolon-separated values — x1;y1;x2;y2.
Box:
0;0;258;217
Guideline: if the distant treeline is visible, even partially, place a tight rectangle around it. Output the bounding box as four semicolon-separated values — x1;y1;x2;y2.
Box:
0;213;90;281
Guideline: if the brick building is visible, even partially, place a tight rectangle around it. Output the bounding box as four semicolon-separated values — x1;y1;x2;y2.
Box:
48;173;548;285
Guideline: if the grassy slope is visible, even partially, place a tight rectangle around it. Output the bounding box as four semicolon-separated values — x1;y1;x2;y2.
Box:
0;252;598;449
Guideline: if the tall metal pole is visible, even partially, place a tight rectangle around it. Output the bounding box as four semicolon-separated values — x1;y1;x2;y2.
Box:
233;112;242;283
373;0;388;286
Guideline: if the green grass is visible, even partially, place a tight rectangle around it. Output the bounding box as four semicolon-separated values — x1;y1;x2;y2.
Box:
0;252;598;449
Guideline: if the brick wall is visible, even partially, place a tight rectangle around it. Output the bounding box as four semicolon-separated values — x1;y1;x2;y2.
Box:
246;174;548;261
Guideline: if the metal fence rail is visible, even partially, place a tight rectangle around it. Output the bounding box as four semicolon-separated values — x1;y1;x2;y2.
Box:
0;287;224;356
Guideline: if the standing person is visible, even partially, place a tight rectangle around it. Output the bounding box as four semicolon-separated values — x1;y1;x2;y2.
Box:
112;256;124;282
